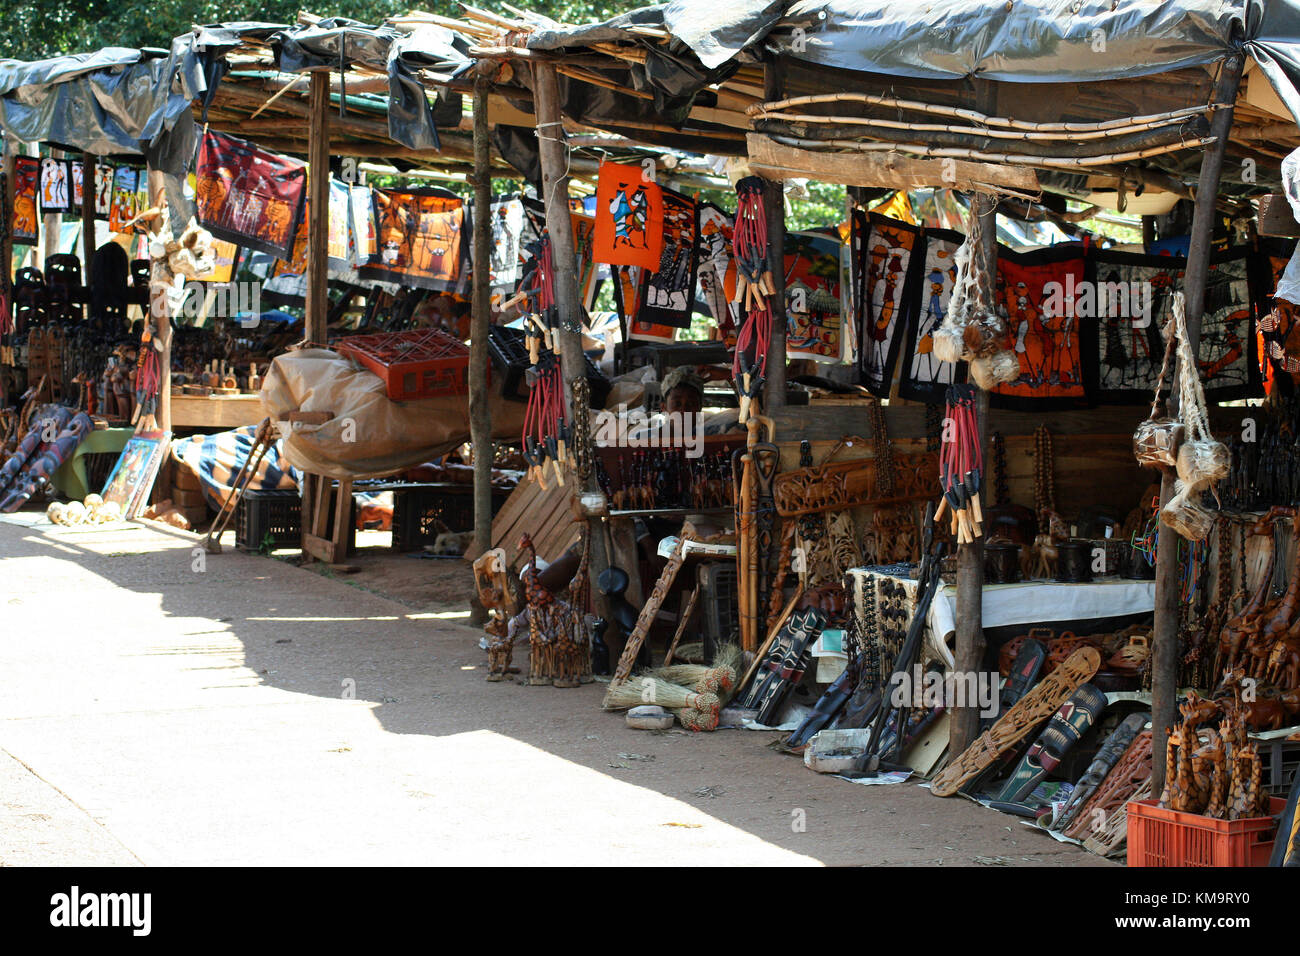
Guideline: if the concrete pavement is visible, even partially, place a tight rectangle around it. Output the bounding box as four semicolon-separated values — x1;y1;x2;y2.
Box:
0;516;1109;866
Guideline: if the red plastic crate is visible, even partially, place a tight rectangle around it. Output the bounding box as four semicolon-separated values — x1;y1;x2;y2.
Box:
1126;797;1284;867
336;329;473;401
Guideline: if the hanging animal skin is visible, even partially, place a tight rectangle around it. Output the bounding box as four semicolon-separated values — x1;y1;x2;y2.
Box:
1053;711;1150;832
995;683;1108;804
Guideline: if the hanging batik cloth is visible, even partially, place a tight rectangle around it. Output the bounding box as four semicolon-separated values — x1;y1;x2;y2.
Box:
638;186;698;329
487;196;525;288
593;162;664;270
897;228;963;403
856;211;921;393
350;185;377;266
94;163;114;220
195;128;307;260
11;156;38;245
327;179;352;273
989;246;1089;409
39;158;71;215
698;203;738;337
108;167;140;234
1083;249;1181;404
573;211;600;310
361;186;471;294
785;229;845;362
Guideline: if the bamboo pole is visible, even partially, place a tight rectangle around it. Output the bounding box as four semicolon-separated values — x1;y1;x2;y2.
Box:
751;109;1200;142
767;134;1217;169
1151;54;1243;795
470;68;494;556
762;58;786;412
748;92;1220;132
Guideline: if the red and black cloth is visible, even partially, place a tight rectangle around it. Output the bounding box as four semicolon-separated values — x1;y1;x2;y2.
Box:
195;128;308;260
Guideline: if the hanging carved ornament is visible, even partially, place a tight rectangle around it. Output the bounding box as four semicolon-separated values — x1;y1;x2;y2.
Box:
773;439;938;517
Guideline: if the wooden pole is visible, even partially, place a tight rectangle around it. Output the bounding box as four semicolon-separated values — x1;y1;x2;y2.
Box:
533;60;613;626
470;68;494;556
305;70;331;345
145;167;172;436
80;153;96;283
1151;53;1242;794
532;62;584;408
763;58;787;412
949;191;998;755
949;79;1001;756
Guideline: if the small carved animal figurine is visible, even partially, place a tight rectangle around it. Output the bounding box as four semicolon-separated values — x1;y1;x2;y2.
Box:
1021;508;1068;580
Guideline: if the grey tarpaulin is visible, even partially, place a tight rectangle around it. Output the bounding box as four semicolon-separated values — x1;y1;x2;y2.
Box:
525;0;1300;127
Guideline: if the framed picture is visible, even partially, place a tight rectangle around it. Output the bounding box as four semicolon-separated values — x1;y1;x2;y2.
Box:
101;431;170;519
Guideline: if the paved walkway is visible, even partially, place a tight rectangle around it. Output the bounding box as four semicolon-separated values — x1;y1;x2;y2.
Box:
0;517;1109;866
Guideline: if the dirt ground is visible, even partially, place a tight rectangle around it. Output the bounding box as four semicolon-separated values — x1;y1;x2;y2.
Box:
0;514;1112;866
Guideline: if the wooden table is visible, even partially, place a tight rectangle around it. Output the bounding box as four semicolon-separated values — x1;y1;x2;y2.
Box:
170;393;264;431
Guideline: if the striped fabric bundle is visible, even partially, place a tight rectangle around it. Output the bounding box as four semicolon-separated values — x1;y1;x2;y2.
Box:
170;425;300;510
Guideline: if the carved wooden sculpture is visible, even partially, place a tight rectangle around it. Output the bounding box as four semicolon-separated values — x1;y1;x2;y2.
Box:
995;683;1108;803
1227;743;1264;820
1064;729;1154;842
517;533;588;687
608;531;692;686
772;446;938;517
473;548;518;681
930;646;1102;797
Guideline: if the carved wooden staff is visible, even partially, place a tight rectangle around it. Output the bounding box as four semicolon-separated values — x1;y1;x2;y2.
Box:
606;531;693;690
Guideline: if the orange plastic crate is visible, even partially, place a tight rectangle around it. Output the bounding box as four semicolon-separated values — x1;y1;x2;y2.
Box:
336;329;472;401
1126;797;1284;867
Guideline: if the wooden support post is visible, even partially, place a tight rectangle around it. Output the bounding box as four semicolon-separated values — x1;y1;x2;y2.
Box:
306;70;331;345
1151;53;1243;794
949;191;998;755
80;153;96;282
145;167;172;436
532;61;613;624
763;58;787;412
470;69;494;557
2;142;13;299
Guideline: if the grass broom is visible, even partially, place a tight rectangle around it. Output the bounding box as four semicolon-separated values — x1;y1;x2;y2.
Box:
602;675;721;714
647;642;741;695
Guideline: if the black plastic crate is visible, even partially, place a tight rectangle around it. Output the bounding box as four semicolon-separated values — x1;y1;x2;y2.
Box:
236;489;302;552
236;487;356;554
698;562;739;660
487;325;610;406
385;482;510;552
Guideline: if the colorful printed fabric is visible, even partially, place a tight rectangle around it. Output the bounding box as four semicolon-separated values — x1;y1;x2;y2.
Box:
171;425;301;511
350;185;377;266
697;203;738;336
71;161;84;210
785;229;845;362
487;197;525;288
206;240;240;284
593;162;664;271
990;246;1089;409
195;128;308;259
857;211;920;394
573;212;600;311
1255;238;1299;394
897;228;963;403
361;187;471;294
1195;249;1258;400
638;187;698;329
327;179;351;272
1084;249;1182;403
39;158;72;214
11;156;38;245
107;166;140;233
94;163;114;220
